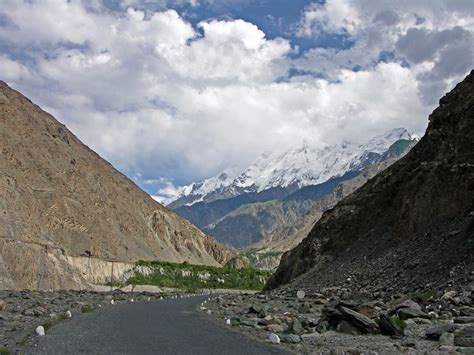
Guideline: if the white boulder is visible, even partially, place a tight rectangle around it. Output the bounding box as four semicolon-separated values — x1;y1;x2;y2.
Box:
35;326;45;336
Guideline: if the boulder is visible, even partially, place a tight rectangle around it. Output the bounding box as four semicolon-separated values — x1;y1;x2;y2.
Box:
397;308;430;320
454;317;474;324
454;325;474;347
269;333;280;344
340;306;379;334
35;326;45;336
378;314;404;337
390;299;422;314
296;290;306;300
289;319;304;335
336;320;362;335
425;324;457;340
266;324;286;333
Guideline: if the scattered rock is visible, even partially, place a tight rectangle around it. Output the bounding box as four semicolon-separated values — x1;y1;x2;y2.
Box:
280;334;301;343
0;299;6;311
66;310;72;318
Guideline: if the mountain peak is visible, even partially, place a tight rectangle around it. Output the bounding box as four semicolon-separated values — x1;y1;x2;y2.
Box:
168;128;417;208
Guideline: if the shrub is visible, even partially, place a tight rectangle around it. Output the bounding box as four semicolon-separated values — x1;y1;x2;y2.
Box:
80;305;95;313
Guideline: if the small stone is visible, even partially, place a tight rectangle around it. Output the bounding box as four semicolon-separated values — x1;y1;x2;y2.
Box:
206;310;212;315
226;319;231;325
111;299;115;305
0;299;6;311
66;310;72;318
297;290;306;300
280;334;301;343
35;326;45;336
269;333;280;344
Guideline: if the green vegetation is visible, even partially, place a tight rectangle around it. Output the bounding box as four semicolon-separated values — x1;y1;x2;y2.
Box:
0;347;11;355
42;313;68;332
393;317;407;330
240;248;283;271
126;260;272;292
80;304;95;313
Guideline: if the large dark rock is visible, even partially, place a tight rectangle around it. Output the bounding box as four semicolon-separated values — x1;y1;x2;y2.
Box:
397;308;430;320
266;71;474;293
425;324;458;340
379;314;404;337
454;325;474;347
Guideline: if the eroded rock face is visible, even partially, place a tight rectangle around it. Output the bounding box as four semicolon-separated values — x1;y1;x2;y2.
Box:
266;71;474;293
0;81;235;290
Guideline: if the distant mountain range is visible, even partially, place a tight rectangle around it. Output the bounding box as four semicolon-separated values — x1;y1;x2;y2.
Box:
169;128;419;249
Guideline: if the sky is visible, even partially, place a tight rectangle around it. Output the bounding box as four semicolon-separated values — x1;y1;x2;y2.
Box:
0;0;473;202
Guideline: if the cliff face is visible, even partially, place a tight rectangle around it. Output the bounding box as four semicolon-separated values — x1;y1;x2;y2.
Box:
0;81;234;290
266;71;474;292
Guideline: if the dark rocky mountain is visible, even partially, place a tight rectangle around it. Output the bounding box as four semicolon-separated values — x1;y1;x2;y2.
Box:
0;81;235;290
266;71;474;293
200;139;416;249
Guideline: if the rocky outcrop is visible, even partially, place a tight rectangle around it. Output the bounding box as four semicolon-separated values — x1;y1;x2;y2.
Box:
266;71;474;292
0;81;235;290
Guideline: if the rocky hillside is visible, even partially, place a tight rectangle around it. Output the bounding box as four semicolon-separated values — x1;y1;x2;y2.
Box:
202;139;416;249
266;71;474;293
0;81;234;290
248;159;399;270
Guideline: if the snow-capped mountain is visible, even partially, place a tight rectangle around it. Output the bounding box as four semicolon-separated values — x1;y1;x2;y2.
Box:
168;128;417;208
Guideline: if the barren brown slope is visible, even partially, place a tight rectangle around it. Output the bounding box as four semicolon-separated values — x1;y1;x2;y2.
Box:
0;81;234;290
266;71;474;293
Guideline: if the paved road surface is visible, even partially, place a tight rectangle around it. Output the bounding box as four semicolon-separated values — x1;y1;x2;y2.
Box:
28;295;289;354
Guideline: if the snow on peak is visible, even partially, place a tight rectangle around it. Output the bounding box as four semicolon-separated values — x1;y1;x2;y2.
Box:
168;128;416;206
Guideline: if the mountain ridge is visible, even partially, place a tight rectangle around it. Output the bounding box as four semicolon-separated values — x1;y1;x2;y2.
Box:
265;70;474;292
0;80;235;290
